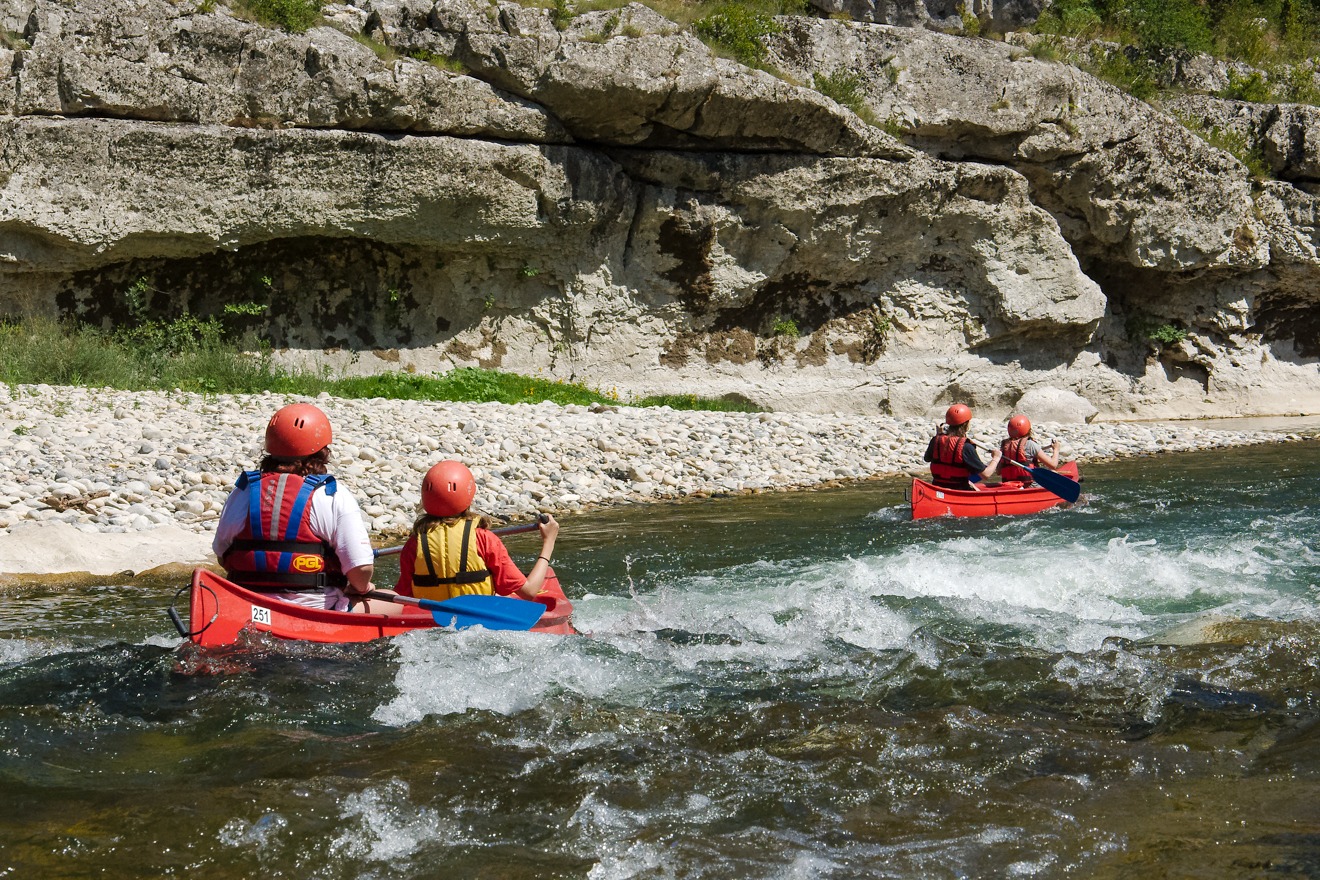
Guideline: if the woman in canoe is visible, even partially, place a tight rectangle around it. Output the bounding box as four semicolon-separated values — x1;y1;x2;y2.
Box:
394;460;563;606
924;403;1001;491
212;403;403;615
997;415;1061;487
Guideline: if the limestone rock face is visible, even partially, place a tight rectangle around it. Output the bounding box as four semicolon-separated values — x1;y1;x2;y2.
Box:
803;0;1050;35
1013;387;1098;424
0;0;1316;420
1161;94;1320;189
0;0;566;140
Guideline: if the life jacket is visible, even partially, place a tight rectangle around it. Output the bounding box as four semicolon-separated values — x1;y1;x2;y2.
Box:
928;434;972;489
411;516;494;601
1000;438;1034;483
221;471;345;593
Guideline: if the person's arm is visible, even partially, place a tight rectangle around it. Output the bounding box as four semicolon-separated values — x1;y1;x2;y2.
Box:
211;489;244;560
344;563;375;595
966;444;1000;480
392;534;418;596
923;433;938;463
516;515;560;600
478;515;561;600
315;487;376;595
1034;439;1061;470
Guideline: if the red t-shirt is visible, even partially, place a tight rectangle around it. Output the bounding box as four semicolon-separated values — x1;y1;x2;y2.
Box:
394;528;527;597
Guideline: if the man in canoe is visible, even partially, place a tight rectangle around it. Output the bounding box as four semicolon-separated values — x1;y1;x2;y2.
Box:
997;415;1061;487
924;404;1001;491
212;403;404;615
394;459;563;606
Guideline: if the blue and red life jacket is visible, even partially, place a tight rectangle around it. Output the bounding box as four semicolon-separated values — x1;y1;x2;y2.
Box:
221;471;346;593
999;438;1035;482
928;434;973;489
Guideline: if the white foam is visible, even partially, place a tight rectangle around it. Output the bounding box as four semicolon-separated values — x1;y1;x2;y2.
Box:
329;779;450;862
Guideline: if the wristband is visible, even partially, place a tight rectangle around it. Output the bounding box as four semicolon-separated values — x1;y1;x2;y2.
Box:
537;555;550;564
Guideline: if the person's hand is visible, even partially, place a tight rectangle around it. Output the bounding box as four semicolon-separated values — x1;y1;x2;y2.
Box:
538;514;560;542
346;582;374;597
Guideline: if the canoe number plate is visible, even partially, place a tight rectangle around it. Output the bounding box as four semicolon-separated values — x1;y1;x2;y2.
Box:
251;605;272;626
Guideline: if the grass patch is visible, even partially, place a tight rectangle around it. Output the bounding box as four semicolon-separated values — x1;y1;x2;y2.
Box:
1175;109;1272;177
632;393;761;412
237;0;325;33
352;32;398;61
1218;69;1275;101
691;0;804;68
0;317;756;411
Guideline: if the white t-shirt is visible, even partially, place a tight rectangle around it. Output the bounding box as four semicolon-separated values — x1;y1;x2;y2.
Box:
212;475;374;610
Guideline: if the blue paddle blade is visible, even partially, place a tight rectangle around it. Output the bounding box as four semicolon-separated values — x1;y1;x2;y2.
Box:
1030;465;1082;504
416;594;546;631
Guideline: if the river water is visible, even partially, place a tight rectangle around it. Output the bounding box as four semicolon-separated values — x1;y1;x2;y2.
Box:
2;441;1319;878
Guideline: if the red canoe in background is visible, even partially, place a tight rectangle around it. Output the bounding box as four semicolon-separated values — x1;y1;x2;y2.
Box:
909;461;1081;520
172;568;577;648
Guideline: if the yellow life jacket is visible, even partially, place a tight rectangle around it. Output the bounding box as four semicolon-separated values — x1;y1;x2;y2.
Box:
411;516;494;601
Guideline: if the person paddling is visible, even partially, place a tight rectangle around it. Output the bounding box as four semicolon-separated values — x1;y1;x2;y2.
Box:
394;460;563;606
212;403;403;616
997;414;1060;487
924;404;1001;491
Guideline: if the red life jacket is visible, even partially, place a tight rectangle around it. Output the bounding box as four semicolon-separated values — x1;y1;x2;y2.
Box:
928;434;972;489
221;471;345;593
1000;438;1034;483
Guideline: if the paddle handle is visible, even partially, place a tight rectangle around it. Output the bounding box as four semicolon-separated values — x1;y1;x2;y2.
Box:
366;589;419;606
373;514;550;558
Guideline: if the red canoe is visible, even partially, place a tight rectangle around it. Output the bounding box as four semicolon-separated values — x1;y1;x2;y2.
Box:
174;568;577;648
909;461;1081;520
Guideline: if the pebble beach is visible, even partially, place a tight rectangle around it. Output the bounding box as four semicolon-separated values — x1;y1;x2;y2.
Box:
0;385;1312;574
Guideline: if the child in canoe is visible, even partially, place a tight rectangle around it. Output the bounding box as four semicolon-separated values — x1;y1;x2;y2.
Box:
212;403;404;616
393;460;564;609
924;403;1001;491
997;414;1061;487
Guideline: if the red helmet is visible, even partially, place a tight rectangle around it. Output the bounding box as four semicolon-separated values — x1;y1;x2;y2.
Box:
265;403;333;458
944;404;972;427
1007;414;1032;438
422;460;476;517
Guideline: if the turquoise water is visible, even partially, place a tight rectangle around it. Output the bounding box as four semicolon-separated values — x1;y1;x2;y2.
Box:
2;441;1319;878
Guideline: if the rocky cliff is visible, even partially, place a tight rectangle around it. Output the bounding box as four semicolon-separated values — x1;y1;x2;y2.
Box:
0;0;1316;420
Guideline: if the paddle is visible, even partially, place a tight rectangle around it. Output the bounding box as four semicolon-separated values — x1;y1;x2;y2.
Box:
969;439;1082;504
373;514;550;558
365;590;545;631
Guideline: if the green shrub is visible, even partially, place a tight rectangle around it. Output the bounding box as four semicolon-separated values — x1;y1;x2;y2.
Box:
1029;36;1065;61
1129;0;1212;54
1149;323;1188;345
694;3;781;67
1090;45;1162;100
813;71;866;113
1218;69;1275;102
1213;0;1275;65
1278;63;1320;105
1034;0;1103;38
957;3;983;37
771;316;799;337
551;0;574;31
241;0;324;33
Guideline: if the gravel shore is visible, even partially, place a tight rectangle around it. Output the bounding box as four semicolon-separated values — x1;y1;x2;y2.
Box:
0;385;1310;548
